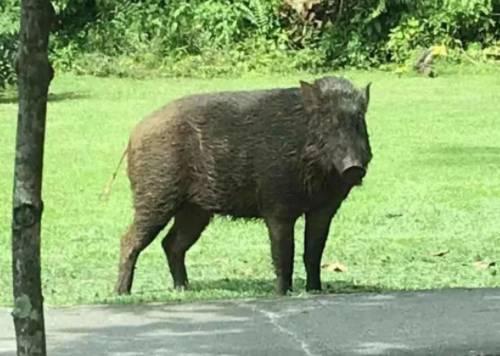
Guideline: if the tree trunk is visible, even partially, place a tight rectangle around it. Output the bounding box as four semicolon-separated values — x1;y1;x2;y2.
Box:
11;1;55;356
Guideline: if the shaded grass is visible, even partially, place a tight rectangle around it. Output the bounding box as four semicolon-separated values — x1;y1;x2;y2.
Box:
1;69;500;306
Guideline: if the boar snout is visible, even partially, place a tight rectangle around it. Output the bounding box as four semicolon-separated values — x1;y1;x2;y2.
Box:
340;157;366;186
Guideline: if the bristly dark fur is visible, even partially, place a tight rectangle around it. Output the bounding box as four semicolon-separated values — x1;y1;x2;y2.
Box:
116;76;373;296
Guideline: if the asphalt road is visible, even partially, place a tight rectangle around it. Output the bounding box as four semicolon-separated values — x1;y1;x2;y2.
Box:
1;288;500;355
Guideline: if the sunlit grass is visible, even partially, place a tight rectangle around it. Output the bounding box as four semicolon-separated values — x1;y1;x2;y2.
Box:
1;68;499;306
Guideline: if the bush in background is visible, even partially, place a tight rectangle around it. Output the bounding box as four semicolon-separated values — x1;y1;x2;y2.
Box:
49;0;500;77
0;0;19;89
1;0;499;85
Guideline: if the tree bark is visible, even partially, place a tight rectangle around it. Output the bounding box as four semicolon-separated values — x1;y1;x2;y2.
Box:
12;1;55;356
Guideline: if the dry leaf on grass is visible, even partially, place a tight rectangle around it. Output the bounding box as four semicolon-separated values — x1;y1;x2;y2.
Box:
321;262;348;273
473;261;496;270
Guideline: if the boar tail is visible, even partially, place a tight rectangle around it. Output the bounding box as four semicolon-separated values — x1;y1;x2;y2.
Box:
100;146;128;202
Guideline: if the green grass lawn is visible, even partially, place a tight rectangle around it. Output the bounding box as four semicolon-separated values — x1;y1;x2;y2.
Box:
1;68;500;306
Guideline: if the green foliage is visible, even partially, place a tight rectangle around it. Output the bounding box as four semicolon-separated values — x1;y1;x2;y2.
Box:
386;0;498;63
0;0;19;89
1;0;499;82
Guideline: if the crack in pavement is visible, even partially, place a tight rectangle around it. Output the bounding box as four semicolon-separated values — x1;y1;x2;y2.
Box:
238;302;320;356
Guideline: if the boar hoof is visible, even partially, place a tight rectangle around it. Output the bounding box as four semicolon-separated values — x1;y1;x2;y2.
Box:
276;283;293;295
305;283;322;292
174;284;189;292
306;287;322;295
115;284;131;296
277;288;292;296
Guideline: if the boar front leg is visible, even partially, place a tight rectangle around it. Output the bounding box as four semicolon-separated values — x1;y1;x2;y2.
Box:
304;202;343;291
265;216;297;295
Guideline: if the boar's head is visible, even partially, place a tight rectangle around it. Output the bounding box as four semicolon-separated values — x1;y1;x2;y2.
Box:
301;76;372;186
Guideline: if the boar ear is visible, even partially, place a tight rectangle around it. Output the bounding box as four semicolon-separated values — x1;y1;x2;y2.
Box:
364;82;371;109
300;81;320;110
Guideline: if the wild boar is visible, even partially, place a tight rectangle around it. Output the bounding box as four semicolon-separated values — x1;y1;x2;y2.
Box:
115;76;372;295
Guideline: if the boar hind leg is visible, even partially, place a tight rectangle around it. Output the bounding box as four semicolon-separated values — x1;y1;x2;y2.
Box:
265;217;297;295
304;204;340;292
116;214;173;295
162;203;211;290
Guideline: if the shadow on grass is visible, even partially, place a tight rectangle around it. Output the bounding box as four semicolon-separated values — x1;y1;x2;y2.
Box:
191;277;384;295
0;91;89;104
103;278;385;307
48;92;90;102
0;94;17;104
425;145;500;166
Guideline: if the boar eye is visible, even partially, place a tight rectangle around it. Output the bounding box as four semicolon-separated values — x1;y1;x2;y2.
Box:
355;118;364;133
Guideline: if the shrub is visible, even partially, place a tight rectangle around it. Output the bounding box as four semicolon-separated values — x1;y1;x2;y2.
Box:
0;0;19;89
2;0;499;82
387;0;498;63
